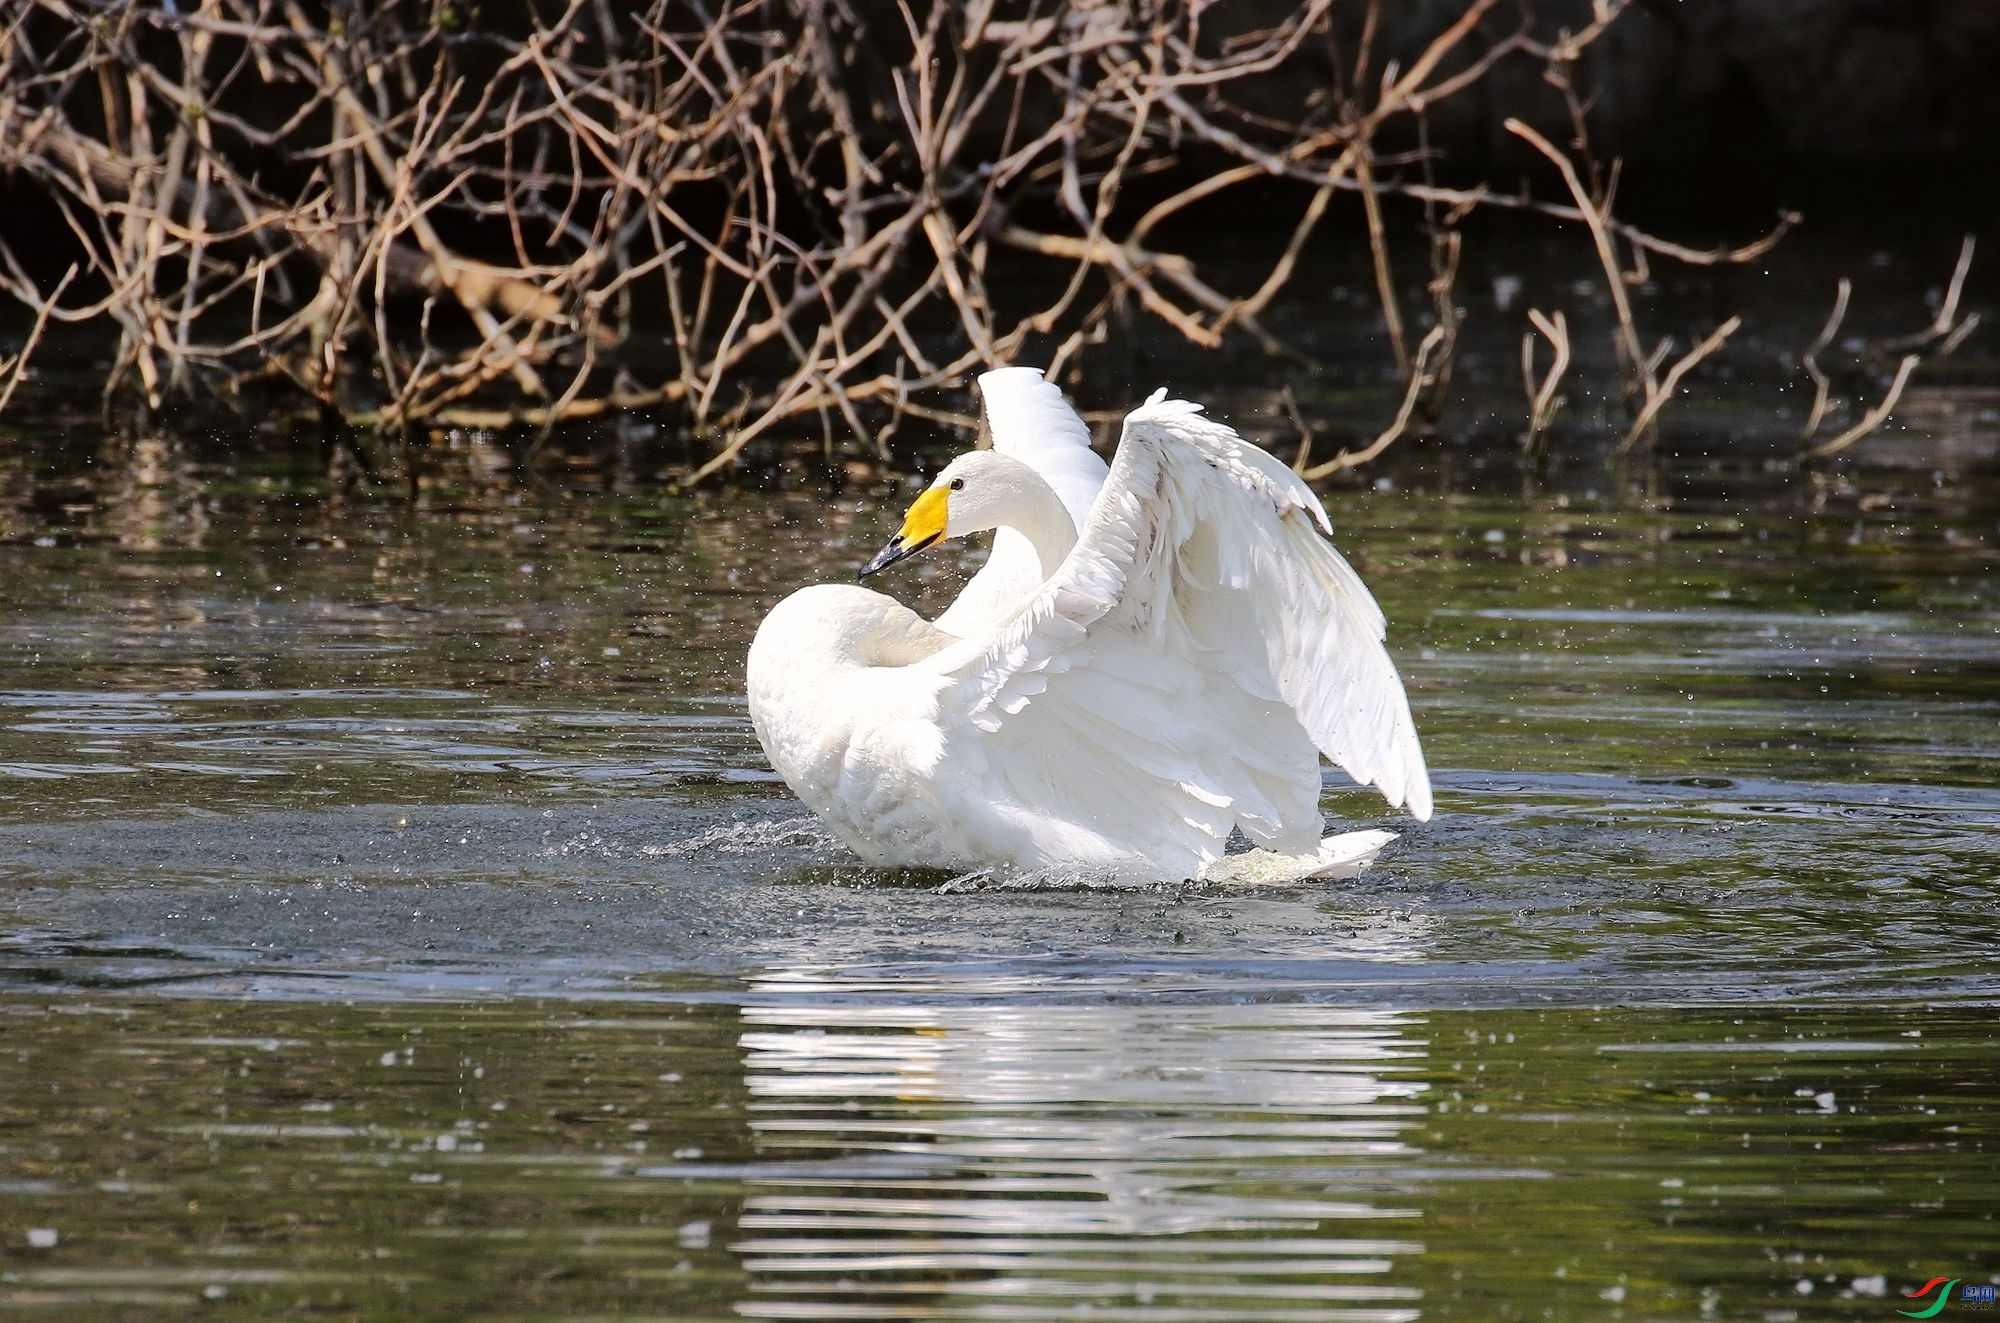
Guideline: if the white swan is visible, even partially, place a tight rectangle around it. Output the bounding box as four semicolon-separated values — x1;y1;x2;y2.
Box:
747;367;1431;883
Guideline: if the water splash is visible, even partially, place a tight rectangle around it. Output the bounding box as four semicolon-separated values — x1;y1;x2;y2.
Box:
644;815;841;859
934;829;1397;892
937;862;1180;893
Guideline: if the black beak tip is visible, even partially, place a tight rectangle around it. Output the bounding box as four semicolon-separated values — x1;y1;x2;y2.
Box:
858;537;906;580
858;531;939;580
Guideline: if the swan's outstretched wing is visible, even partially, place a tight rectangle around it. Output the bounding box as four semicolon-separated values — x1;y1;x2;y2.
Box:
926;389;1430;876
934;368;1108;638
1124;393;1432;822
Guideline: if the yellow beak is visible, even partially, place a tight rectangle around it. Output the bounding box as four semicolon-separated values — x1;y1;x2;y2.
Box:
859;486;950;578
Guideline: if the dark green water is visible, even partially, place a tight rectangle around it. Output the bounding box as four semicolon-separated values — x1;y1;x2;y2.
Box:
0;419;1995;1320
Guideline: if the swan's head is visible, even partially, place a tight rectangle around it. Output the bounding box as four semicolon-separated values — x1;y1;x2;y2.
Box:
859;451;1037;578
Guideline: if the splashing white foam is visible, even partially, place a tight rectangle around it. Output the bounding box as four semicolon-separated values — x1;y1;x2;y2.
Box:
937;862;1175;893
644;816;841;859
936;830;1398;892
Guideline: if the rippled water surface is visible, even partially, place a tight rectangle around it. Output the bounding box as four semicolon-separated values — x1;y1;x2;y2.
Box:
0;422;1995;1320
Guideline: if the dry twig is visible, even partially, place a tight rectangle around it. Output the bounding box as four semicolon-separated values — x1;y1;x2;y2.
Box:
1521;307;1570;451
1614;315;1741;458
1803;355;1920;461
1304;324;1448;478
0;264;75;416
1799;278;1851;443
1799;236;1980;461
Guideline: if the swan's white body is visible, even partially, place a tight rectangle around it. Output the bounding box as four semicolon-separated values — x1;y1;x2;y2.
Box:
747;367;1431;882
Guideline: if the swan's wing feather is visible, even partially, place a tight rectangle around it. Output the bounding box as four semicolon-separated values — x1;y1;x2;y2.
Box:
934;368;1108;638
978;366;1108;528
927;389;1429;874
1115;393;1432;820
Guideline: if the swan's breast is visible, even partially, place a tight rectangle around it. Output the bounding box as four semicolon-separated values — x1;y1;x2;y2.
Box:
747;586;958;863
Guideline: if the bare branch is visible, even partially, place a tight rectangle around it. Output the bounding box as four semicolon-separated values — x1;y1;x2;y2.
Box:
1803;355;1920;461
1522;308;1570;451
1800;278;1851;443
1305;324;1449;477
1614;316;1741;458
0;264;76;416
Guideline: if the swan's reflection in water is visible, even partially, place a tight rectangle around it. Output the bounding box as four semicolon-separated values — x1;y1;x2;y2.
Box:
734;976;1429;1322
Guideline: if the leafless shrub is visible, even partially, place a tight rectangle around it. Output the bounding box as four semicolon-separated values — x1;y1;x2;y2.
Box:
1504;118;1753;464
0;0;1797;479
1801;236;1980;461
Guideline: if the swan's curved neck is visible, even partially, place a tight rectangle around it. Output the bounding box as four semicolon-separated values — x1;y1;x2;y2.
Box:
999;470;1078;579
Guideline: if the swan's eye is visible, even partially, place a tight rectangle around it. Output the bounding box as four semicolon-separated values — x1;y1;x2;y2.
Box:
948;477;965;492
